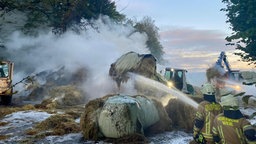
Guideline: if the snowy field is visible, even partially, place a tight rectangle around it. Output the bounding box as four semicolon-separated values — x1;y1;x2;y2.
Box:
0;110;194;144
0;108;255;144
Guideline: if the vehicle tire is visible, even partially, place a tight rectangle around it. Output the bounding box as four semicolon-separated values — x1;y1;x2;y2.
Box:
1;95;12;105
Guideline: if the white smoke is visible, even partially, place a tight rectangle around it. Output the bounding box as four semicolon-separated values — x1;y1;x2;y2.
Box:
5;16;150;99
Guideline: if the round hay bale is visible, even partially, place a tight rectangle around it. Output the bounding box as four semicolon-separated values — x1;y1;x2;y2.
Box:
109;51;157;88
134;54;156;78
80;96;107;140
97;95;160;138
80;94;171;141
145;98;172;134
165;98;198;132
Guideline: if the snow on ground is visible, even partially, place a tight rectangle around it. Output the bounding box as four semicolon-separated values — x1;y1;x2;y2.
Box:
148;131;193;144
0;110;193;143
0;108;254;143
1;110;52;124
41;133;85;144
36;131;193;144
0;110;52;143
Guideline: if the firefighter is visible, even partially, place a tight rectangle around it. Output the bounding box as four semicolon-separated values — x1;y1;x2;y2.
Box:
212;94;256;144
192;82;223;144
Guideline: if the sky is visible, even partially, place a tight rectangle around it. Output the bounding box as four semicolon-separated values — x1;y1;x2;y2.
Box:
113;0;255;72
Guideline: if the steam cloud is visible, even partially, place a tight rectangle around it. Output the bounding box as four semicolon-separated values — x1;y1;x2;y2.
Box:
5;17;150;99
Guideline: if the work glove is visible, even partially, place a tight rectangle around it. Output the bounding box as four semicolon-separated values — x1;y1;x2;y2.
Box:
193;133;207;144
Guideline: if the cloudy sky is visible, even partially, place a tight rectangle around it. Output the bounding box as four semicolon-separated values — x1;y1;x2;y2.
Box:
113;0;254;72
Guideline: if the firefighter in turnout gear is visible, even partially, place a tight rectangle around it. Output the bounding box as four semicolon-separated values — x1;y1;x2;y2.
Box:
192;82;223;144
212;94;256;144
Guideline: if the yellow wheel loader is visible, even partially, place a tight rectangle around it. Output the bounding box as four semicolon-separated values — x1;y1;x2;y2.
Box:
0;60;14;105
163;67;194;95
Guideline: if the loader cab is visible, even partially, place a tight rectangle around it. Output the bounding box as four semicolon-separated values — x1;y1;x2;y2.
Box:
0;61;14;105
0;61;13;78
0;63;10;78
164;68;186;90
164;67;194;94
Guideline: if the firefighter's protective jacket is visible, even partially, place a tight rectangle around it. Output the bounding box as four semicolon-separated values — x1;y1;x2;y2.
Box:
193;101;222;143
212;112;255;144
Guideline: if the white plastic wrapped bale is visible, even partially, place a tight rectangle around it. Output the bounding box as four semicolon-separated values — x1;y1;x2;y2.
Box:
240;71;256;85
248;96;256;107
242;95;256;107
98;95;160;138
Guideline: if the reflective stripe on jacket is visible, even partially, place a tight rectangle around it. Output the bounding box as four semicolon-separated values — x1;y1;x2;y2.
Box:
194;101;222;141
212;113;253;144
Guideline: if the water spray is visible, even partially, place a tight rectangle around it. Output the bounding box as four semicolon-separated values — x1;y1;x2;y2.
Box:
216;78;256;96
129;73;199;109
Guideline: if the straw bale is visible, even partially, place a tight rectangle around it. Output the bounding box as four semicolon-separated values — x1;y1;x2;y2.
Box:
80;96;108;140
145;98;172;134
80;94;172;142
109;51;157;88
165;98;200;132
114;52;142;75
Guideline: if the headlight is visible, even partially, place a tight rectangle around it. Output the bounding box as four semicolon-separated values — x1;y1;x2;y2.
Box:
167;81;174;88
234;85;241;91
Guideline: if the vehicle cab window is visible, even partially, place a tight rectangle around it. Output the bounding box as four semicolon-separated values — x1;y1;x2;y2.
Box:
0;64;9;77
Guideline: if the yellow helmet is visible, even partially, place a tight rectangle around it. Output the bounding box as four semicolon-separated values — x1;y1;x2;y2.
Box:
220;94;239;108
201;82;215;95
